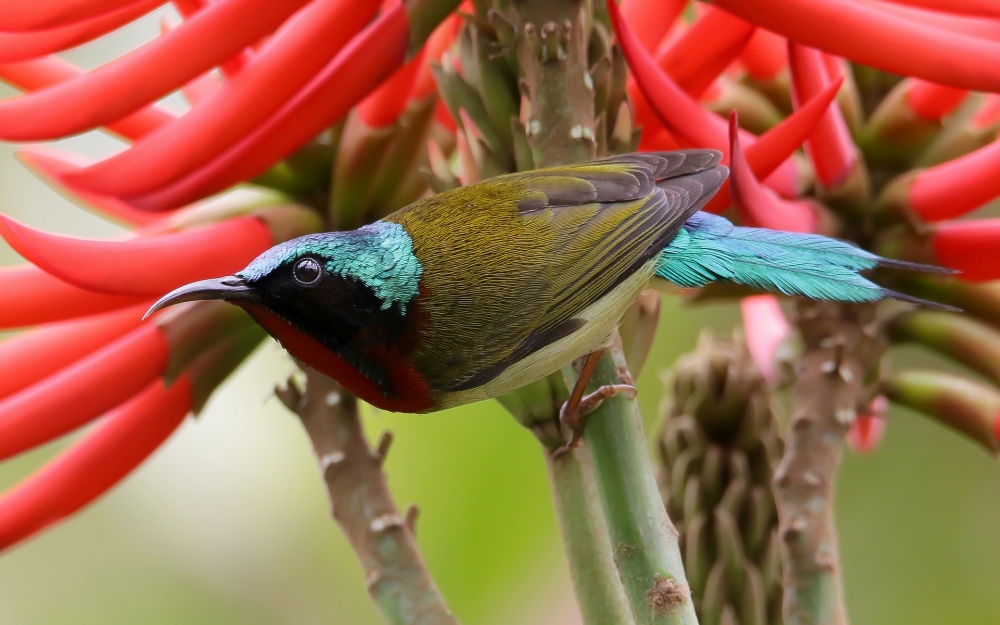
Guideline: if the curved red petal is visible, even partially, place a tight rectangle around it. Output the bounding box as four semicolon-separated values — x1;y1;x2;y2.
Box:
740;294;790;384
16;147;160;227
0;265;146;329
749;79;841;182
0;0;164;63
788;42;857;188
0;215;274;296
0;57;175;141
0;0;312;141
64;0;378;199
0;0;147;31
0;376;191;553
612;1;727;150
610;0;799;200
870;0;1000;38
905;79;968;122
638;126;681;152
910;138;1000;221
729;112;816;233
0;324;169;462
712;0;1000;92
656;6;755;99
170;0;253;79
621;0;686;52
0;303;150;402
879;0;1000;17
127;3;410;211
410;12;460;101
932;219;1000;280
740;28;787;81
703;79;840;212
357;46;426;129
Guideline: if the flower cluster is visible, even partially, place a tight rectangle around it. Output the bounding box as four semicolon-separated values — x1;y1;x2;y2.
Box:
0;0;999;558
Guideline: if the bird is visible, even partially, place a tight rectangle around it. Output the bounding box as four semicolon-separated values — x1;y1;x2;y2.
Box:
147;150;948;429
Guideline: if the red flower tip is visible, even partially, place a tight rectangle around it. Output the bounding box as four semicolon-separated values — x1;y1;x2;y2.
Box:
16;148;160;227
740;294;790;384
788;41;857;188
0;376;191;554
846;396;888;455
0;57;175;141
729;112;817;233
656;6;756;99
905;79;968;122
0;0;313;141
620;0;685;53
931;218;1000;281
0;323;169;463
703;79;840;213
61;0;379;201
0;214;274;297
909;138;1000;221
0;303;150;402
0;0;164;64
712;0;1000;92
126;3;411;211
0;265;145;330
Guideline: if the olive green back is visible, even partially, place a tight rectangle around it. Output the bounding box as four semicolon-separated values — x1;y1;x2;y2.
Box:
384;151;726;392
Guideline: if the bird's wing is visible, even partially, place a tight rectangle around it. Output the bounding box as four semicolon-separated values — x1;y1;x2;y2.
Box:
387;150;727;392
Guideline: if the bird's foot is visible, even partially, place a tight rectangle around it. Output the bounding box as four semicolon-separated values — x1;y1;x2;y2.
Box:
551;383;638;458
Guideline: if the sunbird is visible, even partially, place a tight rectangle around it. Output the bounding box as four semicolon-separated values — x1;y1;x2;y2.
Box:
148;151;945;427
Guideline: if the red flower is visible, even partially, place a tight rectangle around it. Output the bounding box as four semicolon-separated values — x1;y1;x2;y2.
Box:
1;0;1000;556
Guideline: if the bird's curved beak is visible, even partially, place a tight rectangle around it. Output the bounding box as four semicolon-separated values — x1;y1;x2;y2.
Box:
144;276;254;320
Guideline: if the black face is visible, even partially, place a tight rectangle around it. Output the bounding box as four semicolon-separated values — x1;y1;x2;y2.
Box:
245;256;409;357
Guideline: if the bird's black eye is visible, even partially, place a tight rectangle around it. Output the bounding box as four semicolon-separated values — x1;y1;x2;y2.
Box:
293;258;323;286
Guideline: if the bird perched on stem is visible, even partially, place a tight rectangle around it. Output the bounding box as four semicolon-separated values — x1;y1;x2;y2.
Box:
148;150;948;432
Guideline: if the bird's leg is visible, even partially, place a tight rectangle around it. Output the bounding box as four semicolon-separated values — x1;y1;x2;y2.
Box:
553;350;638;456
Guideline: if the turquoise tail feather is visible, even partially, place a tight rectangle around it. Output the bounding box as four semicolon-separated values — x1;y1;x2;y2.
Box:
656;212;956;309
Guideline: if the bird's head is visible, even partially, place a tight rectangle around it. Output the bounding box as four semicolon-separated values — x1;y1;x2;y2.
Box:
146;221;423;353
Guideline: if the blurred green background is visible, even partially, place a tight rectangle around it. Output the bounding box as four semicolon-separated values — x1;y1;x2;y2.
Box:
1;10;999;624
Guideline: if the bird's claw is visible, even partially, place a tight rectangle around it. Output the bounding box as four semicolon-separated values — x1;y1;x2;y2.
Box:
551;383;638;458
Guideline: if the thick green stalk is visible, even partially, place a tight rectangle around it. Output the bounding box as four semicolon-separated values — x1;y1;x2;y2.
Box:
490;1;693;622
583;348;700;625
548;447;638;625
500;376;635;625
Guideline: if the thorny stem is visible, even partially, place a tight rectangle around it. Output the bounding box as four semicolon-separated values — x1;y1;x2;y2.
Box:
496;0;597;168
582;346;700;625
774;301;883;625
276;367;458;625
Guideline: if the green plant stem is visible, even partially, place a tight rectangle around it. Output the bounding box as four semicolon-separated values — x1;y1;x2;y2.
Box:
548;447;638;625
500;375;635;625
583;347;700;625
